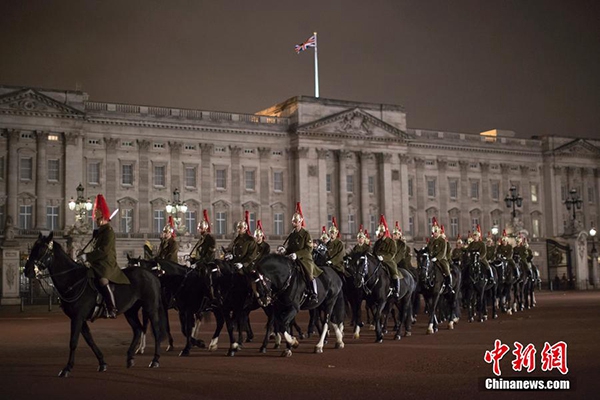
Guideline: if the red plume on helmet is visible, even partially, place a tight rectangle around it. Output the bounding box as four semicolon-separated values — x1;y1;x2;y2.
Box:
93;194;111;221
321;226;327;234
379;214;391;238
245;210;252;237
294;202;305;227
331;216;340;238
358;224;364;233
203;209;211;233
255;220;265;239
168;215;176;238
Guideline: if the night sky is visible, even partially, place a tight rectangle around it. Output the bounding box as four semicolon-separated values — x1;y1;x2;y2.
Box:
1;0;599;139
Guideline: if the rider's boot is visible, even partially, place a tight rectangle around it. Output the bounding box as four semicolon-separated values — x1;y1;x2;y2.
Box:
392;278;400;298
488;266;496;286
99;284;118;319
444;274;455;293
308;279;319;305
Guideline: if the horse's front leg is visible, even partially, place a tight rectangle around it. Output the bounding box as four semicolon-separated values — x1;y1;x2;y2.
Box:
178;310;195;357
208;309;225;352
427;291;441;334
80;322;106;372
315;312;331;353
280;308;300;357
260;307;274;353
59;317;84;377
374;302;385;342
225;310;241;356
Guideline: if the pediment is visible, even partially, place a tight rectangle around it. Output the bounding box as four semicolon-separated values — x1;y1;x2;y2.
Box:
553;139;600;158
296;108;409;141
0;88;84;117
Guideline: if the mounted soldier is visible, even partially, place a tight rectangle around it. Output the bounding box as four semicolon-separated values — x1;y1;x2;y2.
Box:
77;194;129;318
326;217;346;276
441;225;452;262
349;225;370;258
450;234;464;266
427;217;452;288
156;216;179;263
254;220;270;262
392;221;411;270
496;229;520;279
466;225;495;285
485;231;497;264
373;214;401;298
277;202;322;304
224;211;258;274
189;209;216;265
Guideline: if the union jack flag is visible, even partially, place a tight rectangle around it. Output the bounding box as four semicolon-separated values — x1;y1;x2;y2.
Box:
294;35;317;54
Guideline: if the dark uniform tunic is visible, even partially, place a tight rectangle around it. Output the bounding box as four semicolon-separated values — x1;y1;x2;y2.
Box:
192;233;216;264
486;244;497;263
496;243;518;274
226;233;258;271
86;223;130;284
513;245;532;272
255;240;271;261
373;236;400;279
450;247;464;264
349;242;370;258
326;238;346;275
157;237;179;263
427;236;450;276
284;228;322;280
466;240;490;271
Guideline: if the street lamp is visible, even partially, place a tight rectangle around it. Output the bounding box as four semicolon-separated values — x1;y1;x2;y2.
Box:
491;225;499;243
165;188;188;234
590;225;597;254
68;183;93;224
565;188;583;220
504;186;523;219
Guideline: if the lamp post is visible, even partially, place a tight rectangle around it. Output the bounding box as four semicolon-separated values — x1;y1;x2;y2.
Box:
491;225;499;243
504;186;523;220
68;183;93;227
165;188;188;234
590;225;597;254
565;188;582;221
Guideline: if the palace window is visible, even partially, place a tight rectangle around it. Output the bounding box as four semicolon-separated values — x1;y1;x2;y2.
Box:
368;176;375;194
347;174;354;193
215;211;227;235
153;165;166;187
88;162;100;185
427;178;436;198
491;182;500;201
48;159;60;181
19;205;33;229
274;213;284;235
20;157;33;181
471;180;480;200
185;210;197;234
122;164;134;185
245;170;256;191
449;179;458;200
185;166;197;188
326;174;332;193
153;210;165;233
273;171;283;192
216;168;227;190
121;209;133;233
46;206;59;231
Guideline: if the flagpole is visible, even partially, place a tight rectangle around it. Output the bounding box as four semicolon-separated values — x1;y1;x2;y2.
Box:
314;31;319;98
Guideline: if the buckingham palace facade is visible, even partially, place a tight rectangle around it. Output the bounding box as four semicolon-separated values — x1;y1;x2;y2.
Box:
1;84;600;287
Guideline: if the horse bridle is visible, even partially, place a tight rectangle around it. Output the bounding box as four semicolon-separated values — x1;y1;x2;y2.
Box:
31;240;89;303
355;255;381;293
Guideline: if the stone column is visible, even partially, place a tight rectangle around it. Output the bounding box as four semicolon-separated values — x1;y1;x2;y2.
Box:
293;147;309;227
379;153;394;225
337;150;348;232
137;139;151;233
414;157;426;237
35;131;48;229
399;154;410;236
169;141;182;192
552;165;564;236
520;165;531;233
316;149;329;229
229;145;242;225
64;132;83;229
104;137;119;210
6;129;19;225
437;158;448;223
258;147;272;231
459;160;470;233
200;143;213;213
591;244;599;287
480;162;490;229
1;244;20;305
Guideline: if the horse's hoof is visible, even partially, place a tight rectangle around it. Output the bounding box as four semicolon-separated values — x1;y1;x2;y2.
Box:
165;344;173;352
369;325;375;331
507;310;513;315
245;337;253;343
404;331;412;337
375;338;383;343
382;329;388;334
148;361;159;368
259;347;267;354
314;346;323;353
179;349;190;357
394;334;401;341
191;338;205;348
353;333;360;339
426;329;433;335
227;350;236;357
274;343;280;350
292;339;300;349
58;369;70;378
281;349;292;357
493;314;498;319
358;322;364;328
299;333;306;340
127;359;135;368
448;321;455;330
335;341;345;349
97;364;107;372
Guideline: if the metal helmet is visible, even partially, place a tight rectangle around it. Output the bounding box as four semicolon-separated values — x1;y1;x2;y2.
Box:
392;221;402;237
431;217;441;234
198;209;210;232
329;217;339;237
320;226;329;242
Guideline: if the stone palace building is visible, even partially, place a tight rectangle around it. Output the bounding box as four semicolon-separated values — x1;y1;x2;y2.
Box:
1;84;599;301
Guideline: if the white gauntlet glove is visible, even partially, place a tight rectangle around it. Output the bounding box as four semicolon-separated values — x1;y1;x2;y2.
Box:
377;255;383;261
224;253;233;261
277;246;286;255
234;263;243;270
77;253;87;263
288;253;297;261
431;257;437;262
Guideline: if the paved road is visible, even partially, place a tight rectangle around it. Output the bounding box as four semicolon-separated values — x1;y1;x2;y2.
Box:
1;290;598;399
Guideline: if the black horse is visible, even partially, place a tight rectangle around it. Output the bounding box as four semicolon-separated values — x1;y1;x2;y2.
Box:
24;233;165;377
253;254;345;356
462;250;498;322
523;261;540;309
126;256;210;356
347;253;416;342
414;247;461;334
490;255;518;315
512;254;530;312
